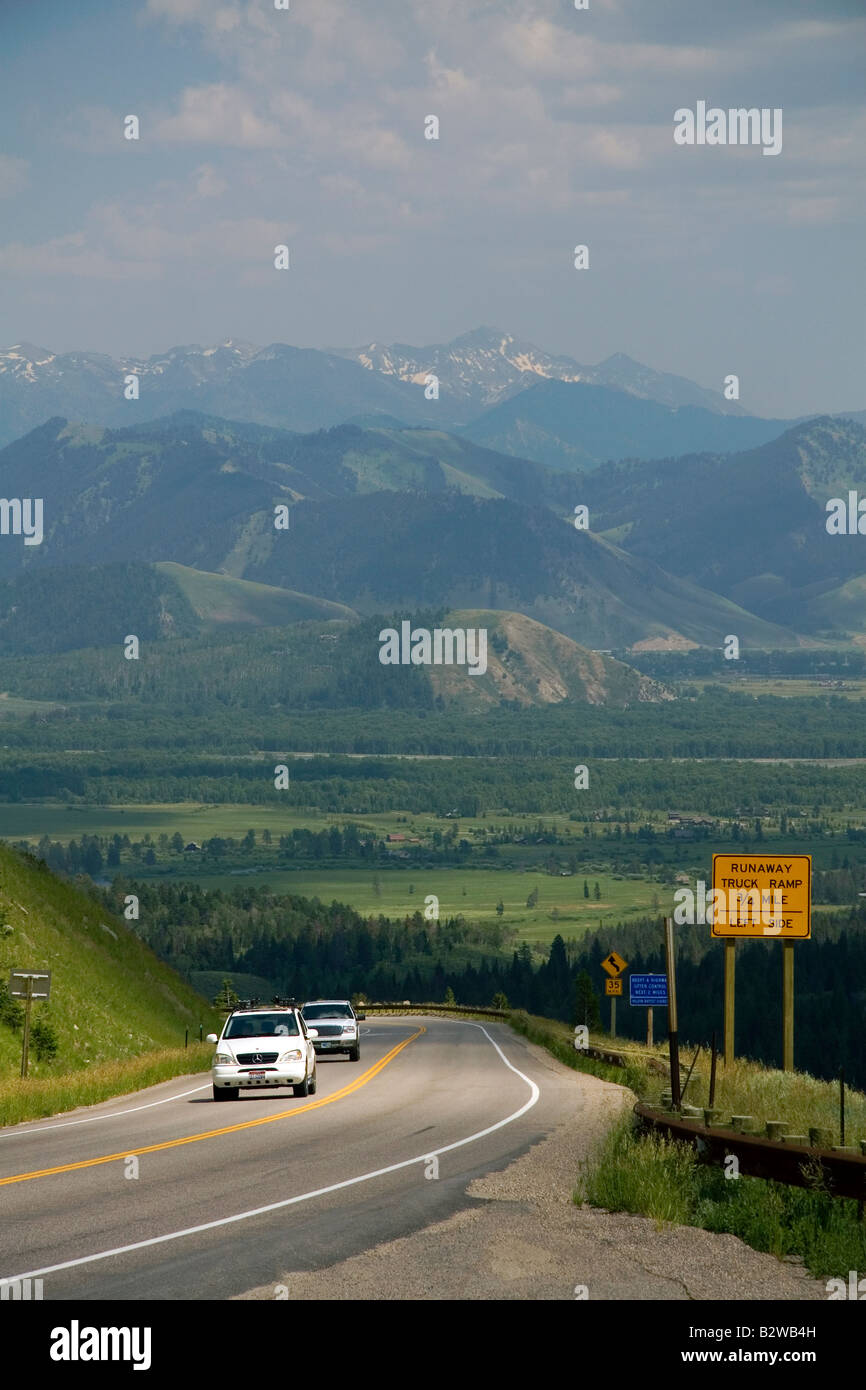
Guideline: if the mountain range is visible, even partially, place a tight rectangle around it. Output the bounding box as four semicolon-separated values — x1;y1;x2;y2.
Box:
0;328;805;468
0;410;820;651
460;378;789;471
582;416;866;633
331;326;746;416
2;327;866;683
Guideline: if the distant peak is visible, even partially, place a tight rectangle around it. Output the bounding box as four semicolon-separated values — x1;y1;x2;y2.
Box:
449;326;511;348
4;342;53;358
598;352;642;367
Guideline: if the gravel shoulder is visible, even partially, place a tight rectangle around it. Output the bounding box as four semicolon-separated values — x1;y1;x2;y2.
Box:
234;1033;827;1302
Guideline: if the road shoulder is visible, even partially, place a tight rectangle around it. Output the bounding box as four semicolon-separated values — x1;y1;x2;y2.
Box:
233;1032;827;1302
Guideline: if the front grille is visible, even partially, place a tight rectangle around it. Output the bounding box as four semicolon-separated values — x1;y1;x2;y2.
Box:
236;1051;279;1064
310;1025;345;1038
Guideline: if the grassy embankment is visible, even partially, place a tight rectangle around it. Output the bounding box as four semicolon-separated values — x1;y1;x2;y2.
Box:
509;1010;866;1281
0;842;218;1126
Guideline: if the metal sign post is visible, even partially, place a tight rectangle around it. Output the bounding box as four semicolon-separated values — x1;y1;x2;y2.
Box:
711;855;811;1073
605;976;622;1035
629;974;667;1047
782;941;794;1072
663;919;681;1109
602;953;627;1041
724;939;736;1066
9;970;51;1079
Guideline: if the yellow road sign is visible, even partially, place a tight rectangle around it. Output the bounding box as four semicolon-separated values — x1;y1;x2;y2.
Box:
601;950;628;977
605;978;622;996
711;855;811;939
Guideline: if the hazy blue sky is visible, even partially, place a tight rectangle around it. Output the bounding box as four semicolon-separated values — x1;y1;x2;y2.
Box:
1;0;864;415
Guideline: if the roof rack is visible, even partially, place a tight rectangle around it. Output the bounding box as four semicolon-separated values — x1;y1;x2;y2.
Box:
227;996;302;1012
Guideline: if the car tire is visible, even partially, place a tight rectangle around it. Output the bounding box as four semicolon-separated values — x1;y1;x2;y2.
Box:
213;1084;239;1101
308;1068;317;1095
348;1045;360;1062
293;1074;311;1097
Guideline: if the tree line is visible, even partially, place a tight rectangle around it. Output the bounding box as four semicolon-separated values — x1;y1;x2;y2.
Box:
94;876;866;1091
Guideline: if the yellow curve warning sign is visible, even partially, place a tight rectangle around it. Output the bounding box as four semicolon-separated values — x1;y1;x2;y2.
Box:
711;854;811;939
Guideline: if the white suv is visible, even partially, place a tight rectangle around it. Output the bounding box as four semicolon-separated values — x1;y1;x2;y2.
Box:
207;1004;318;1101
301;1000;364;1061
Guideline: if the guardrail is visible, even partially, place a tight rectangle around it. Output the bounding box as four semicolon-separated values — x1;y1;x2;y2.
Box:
361;1002;508;1019
361;1010;865;1198
634;1103;866;1200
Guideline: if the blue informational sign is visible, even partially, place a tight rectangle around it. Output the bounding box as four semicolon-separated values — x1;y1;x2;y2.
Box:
629;973;668;1007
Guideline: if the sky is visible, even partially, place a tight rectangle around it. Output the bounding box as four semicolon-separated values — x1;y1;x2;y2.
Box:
0;0;864;416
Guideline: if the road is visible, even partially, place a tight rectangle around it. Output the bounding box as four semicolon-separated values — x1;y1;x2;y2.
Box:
0;1017;574;1301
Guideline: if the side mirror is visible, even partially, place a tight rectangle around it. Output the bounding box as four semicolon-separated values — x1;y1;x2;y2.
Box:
356;1012;366;1021
306;1027;319;1039
206;1033;218;1044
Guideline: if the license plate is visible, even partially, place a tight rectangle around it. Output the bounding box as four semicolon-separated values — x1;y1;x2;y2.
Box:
248;1069;266;1077
322;1042;338;1049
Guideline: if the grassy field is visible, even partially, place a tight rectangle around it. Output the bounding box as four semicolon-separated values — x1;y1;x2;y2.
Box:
140;864;661;942
0;802;582;843
3;798;863;854
0;693;65;717
692;676;866;699
1;801;860;943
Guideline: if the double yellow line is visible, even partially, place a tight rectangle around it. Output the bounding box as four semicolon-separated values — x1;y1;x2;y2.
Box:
0;1026;425;1188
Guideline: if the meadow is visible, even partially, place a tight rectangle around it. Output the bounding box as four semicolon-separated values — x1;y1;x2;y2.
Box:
133;863;661;943
2;798;863;945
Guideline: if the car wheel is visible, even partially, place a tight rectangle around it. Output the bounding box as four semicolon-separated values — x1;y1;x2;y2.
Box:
213;1084;239;1101
348;1045;360;1062
308;1067;317;1095
293;1074;311;1097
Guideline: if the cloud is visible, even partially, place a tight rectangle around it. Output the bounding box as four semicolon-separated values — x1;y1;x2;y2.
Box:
193;164;229;197
0;184;294;284
0;233;159;281
153;84;282;148
145;0;241;30
0;155;28;198
785;195;842;225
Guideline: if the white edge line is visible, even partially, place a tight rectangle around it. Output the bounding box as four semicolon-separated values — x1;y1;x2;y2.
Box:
2;1027;379;1138
0;1022;540;1286
0;1083;211;1140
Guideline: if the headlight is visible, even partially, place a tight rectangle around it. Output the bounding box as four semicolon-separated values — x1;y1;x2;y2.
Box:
342;1024;356;1033
215;1052;233;1064
279;1049;303;1062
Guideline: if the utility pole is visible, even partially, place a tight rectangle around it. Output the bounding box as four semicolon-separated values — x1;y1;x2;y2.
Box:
20;974;33;1079
8;969;51;1078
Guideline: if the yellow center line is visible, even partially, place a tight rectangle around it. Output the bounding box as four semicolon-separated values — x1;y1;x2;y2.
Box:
0;1027;425;1187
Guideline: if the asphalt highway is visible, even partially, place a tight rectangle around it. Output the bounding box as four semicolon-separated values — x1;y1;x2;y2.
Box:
0;1017;575;1301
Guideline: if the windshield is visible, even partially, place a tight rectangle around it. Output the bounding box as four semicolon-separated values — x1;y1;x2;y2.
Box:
302;1004;353;1020
225;1013;299;1039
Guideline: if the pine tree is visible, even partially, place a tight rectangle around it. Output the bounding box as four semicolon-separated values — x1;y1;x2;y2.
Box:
213;977;239;1010
574;970;601;1030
